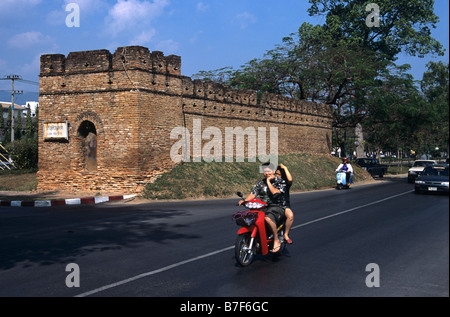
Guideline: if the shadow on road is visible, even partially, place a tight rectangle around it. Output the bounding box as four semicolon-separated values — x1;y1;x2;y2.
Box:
0;207;200;270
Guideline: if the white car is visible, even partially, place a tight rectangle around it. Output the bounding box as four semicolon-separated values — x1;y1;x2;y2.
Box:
408;160;437;183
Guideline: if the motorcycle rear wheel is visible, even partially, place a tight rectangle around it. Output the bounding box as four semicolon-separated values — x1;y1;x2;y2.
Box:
235;233;256;267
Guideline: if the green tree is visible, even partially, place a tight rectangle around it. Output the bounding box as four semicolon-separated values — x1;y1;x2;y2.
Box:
3;106;12;144
362;64;429;157
0;109;4;140
420;61;449;156
192;66;234;85
15;110;22;140
25;108;33;138
307;0;444;60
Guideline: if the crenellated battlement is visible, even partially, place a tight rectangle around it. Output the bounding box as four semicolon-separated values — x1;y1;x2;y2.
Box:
182;79;258;106
40;46;181;77
39;45;332;119
179;80;331;119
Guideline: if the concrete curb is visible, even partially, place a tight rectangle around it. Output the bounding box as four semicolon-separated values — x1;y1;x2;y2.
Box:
0;195;137;207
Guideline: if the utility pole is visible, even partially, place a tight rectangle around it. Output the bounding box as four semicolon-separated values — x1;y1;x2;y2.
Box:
1;75;23;142
9;75;23;142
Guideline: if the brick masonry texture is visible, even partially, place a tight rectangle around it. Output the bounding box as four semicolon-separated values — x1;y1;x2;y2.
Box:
37;46;333;194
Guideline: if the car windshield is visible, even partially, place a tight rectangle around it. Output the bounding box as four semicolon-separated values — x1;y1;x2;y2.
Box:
413;161;434;167
421;166;449;177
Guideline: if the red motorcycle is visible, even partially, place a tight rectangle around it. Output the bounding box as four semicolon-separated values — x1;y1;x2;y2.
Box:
232;192;287;267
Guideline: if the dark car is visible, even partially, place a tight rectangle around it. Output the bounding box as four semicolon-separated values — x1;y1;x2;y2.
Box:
354;158;388;178
414;164;449;194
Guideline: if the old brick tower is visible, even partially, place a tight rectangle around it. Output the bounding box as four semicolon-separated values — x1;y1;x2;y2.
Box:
38;46;333;194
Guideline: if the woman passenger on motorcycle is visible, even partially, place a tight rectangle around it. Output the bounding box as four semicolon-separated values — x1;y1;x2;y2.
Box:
275;164;294;245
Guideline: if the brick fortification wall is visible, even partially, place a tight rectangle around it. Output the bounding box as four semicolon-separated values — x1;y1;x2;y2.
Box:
38;46;332;194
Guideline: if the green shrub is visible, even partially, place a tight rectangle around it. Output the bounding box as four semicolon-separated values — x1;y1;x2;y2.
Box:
6;138;38;169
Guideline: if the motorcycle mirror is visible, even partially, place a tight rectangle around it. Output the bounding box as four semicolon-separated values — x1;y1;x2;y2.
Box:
236;192;243;198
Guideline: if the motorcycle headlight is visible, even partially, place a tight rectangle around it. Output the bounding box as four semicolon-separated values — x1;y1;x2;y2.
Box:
244;218;256;226
246;202;265;209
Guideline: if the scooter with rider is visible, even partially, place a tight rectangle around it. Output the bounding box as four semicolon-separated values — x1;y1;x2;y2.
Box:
336;157;353;189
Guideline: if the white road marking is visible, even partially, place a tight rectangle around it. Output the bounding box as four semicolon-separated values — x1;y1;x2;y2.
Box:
75;246;234;297
75;190;413;297
291;190;413;230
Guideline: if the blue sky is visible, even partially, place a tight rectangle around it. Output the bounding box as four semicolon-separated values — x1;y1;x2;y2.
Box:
0;0;448;104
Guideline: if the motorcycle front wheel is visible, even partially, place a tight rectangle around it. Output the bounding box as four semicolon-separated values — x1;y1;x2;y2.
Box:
235;233;256;267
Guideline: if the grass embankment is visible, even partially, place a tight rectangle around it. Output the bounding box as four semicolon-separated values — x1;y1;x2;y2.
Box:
0;169;38;192
143;153;373;200
0;154;374;201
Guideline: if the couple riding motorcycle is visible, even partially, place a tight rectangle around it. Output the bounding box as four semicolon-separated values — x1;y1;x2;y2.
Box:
238;162;293;253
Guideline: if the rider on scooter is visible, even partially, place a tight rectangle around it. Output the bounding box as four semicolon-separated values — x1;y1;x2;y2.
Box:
336;157;354;186
239;162;287;253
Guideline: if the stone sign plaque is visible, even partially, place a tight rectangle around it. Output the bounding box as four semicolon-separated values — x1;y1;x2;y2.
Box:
44;122;68;140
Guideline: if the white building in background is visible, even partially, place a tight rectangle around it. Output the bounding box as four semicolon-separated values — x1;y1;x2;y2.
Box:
24;101;39;117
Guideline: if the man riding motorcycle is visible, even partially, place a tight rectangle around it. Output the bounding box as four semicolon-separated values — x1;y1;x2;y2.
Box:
239;162;286;253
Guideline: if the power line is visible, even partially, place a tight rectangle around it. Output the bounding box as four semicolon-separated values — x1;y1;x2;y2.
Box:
18;79;39;86
0;75;39;85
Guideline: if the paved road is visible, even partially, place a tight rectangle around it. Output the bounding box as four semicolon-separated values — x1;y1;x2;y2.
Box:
0;177;448;303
